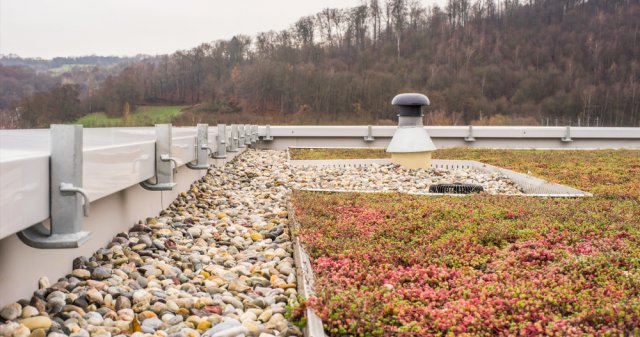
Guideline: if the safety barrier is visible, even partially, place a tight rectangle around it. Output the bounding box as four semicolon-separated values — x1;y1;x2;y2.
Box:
0;123;262;247
256;125;640;150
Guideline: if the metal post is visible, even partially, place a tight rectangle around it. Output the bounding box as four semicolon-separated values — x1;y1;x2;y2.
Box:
263;125;274;141
19;125;92;249
214;124;227;159
140;124;178;190
187;124;211;170
364;125;375;142
228;125;239;152
247;125;254;144
244;125;252;146
464;125;476;142
561;126;573;142
238;124;246;148
251;125;259;143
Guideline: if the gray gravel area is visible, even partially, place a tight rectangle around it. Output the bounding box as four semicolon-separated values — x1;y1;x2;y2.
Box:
291;163;523;194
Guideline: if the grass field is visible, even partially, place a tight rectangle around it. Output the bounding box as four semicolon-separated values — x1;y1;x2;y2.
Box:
74;105;186;127
289;148;389;160
47;64;95;75
292;149;640;336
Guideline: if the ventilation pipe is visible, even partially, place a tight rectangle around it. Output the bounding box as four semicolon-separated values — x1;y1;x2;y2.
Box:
386;93;436;169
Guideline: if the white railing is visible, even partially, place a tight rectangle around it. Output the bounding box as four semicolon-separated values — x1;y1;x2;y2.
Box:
259;125;640;149
0;124;262;244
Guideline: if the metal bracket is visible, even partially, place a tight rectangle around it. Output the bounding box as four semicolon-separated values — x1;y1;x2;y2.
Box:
60;183;90;216
561;126;573;142
244;125;252;146
18;125;92;249
263;125;274;141
238;124;246;148
228;125;234;152
214;124;227;159
251;125;258;143
186;124;211;170
140;124;178;191
464;125;476;142
228;125;239;152
364;125;375;142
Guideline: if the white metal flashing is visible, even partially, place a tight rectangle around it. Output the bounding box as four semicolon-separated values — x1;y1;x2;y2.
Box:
260;125;640;139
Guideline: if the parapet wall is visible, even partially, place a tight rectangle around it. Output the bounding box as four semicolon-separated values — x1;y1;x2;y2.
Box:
256;125;640;150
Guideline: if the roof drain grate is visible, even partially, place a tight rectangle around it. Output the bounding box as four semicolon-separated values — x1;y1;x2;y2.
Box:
429;183;484;194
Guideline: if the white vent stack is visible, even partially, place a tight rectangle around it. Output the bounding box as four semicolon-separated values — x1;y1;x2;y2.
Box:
386;93;437;169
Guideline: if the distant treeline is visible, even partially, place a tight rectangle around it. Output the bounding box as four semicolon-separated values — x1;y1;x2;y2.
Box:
0;55;145;72
2;0;639;128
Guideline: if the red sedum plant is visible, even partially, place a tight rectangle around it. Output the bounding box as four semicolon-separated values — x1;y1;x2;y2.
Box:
292;149;640;336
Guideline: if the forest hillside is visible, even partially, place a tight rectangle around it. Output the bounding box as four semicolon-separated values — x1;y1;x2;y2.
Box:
2;0;639;127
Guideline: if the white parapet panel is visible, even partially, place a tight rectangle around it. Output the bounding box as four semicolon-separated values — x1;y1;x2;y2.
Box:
82;128;156;202
0;150;50;240
0;129;51;240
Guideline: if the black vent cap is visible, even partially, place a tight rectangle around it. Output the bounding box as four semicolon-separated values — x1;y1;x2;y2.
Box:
392;93;430;117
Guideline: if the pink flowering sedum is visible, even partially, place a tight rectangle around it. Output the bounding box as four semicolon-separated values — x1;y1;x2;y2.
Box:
293;150;640;336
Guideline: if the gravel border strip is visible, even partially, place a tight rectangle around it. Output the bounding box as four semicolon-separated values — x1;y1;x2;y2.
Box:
287;200;326;337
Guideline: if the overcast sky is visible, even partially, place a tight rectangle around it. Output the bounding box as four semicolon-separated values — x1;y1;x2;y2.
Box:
0;0;446;59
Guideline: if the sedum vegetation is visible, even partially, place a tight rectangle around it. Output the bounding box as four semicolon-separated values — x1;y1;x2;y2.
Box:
433;149;640;200
292;149;640;336
289;148;389;160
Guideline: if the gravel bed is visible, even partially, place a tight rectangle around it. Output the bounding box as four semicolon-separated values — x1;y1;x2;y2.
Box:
291;163;523;194
0;150;300;337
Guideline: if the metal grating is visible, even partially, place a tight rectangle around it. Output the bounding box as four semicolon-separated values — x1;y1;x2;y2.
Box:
287;150;592;198
429;183;484;194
